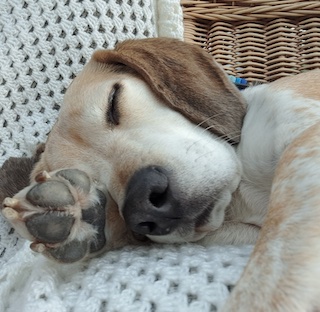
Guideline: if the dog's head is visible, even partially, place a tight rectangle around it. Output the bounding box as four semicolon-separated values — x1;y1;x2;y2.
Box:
33;38;246;247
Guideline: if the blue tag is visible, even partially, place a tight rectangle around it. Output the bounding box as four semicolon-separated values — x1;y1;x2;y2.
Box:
228;75;248;90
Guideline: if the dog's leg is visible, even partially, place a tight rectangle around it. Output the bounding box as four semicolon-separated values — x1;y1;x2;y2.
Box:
221;122;320;312
1;151;110;263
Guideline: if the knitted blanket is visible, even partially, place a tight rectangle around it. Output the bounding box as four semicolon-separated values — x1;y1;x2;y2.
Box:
0;1;252;311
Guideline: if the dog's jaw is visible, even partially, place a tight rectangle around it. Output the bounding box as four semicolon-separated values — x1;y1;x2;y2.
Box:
149;184;240;244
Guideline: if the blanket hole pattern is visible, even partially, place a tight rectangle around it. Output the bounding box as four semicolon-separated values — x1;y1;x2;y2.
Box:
0;243;252;312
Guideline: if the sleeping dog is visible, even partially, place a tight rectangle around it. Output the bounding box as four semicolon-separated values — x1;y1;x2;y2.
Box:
1;38;320;311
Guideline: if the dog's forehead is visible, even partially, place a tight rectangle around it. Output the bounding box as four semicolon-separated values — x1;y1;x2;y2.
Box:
61;61;126;116
67;61;120;95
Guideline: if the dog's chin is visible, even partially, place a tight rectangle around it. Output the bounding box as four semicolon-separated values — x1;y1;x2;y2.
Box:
146;230;208;244
198;188;233;230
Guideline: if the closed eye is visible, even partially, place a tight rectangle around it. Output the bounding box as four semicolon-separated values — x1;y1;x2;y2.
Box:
106;83;121;125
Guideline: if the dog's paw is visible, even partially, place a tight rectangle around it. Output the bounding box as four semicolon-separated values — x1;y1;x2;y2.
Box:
1;169;107;263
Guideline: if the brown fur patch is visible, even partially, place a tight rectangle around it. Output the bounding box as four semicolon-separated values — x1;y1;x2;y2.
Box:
0;144;44;202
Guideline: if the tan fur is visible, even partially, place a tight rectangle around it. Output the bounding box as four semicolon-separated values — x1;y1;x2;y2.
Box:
222;122;320;312
271;69;320;102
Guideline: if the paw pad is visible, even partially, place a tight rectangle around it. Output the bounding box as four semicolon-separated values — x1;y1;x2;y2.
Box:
46;240;89;263
56;169;91;193
26;180;75;207
26;212;74;244
2;169;107;263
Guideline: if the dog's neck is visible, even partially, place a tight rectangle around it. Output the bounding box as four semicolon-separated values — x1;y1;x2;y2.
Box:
228;85;278;228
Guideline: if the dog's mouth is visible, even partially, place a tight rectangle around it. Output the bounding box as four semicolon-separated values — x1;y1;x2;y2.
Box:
194;201;216;229
131;231;151;242
121;165;235;243
128;200;219;244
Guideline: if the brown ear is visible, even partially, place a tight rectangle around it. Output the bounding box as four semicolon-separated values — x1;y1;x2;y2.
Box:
93;38;246;144
0;144;45;203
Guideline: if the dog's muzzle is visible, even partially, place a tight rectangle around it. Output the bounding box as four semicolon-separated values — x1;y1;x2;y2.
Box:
122;166;182;236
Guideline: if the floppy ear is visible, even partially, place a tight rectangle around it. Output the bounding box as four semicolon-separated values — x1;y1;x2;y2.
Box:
0;144;45;203
93;38;246;144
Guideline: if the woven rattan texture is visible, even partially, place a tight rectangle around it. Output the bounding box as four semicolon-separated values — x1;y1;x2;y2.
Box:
182;0;320;82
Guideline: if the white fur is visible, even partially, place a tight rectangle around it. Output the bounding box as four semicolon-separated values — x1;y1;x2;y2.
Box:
220;82;320;311
231;85;320;225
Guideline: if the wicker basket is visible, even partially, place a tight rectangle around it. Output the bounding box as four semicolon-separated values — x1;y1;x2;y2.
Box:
181;0;320;83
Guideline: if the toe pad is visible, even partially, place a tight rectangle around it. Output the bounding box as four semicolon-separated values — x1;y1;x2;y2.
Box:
26;212;75;244
26;180;75;207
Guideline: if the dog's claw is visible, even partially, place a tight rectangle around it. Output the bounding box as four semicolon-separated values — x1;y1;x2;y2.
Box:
30;242;46;253
34;171;51;182
3;198;20;209
1;169;107;263
30;240;88;263
2;207;19;220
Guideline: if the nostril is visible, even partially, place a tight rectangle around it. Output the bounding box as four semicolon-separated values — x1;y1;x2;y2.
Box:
149;189;167;208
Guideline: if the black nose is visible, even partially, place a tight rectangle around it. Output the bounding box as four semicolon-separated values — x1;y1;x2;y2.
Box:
122;166;181;236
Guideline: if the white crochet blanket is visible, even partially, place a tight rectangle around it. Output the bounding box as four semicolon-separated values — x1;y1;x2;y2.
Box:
0;1;252;311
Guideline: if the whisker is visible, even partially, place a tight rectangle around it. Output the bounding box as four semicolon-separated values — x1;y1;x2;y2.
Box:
186;127;241;154
182;113;227;145
194;112;227;130
186;124;223;152
202;126;242;145
219;133;242;144
202;124;241;141
194;149;215;162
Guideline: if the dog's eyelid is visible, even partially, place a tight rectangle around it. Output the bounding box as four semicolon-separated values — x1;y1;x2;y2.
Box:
106;83;121;126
